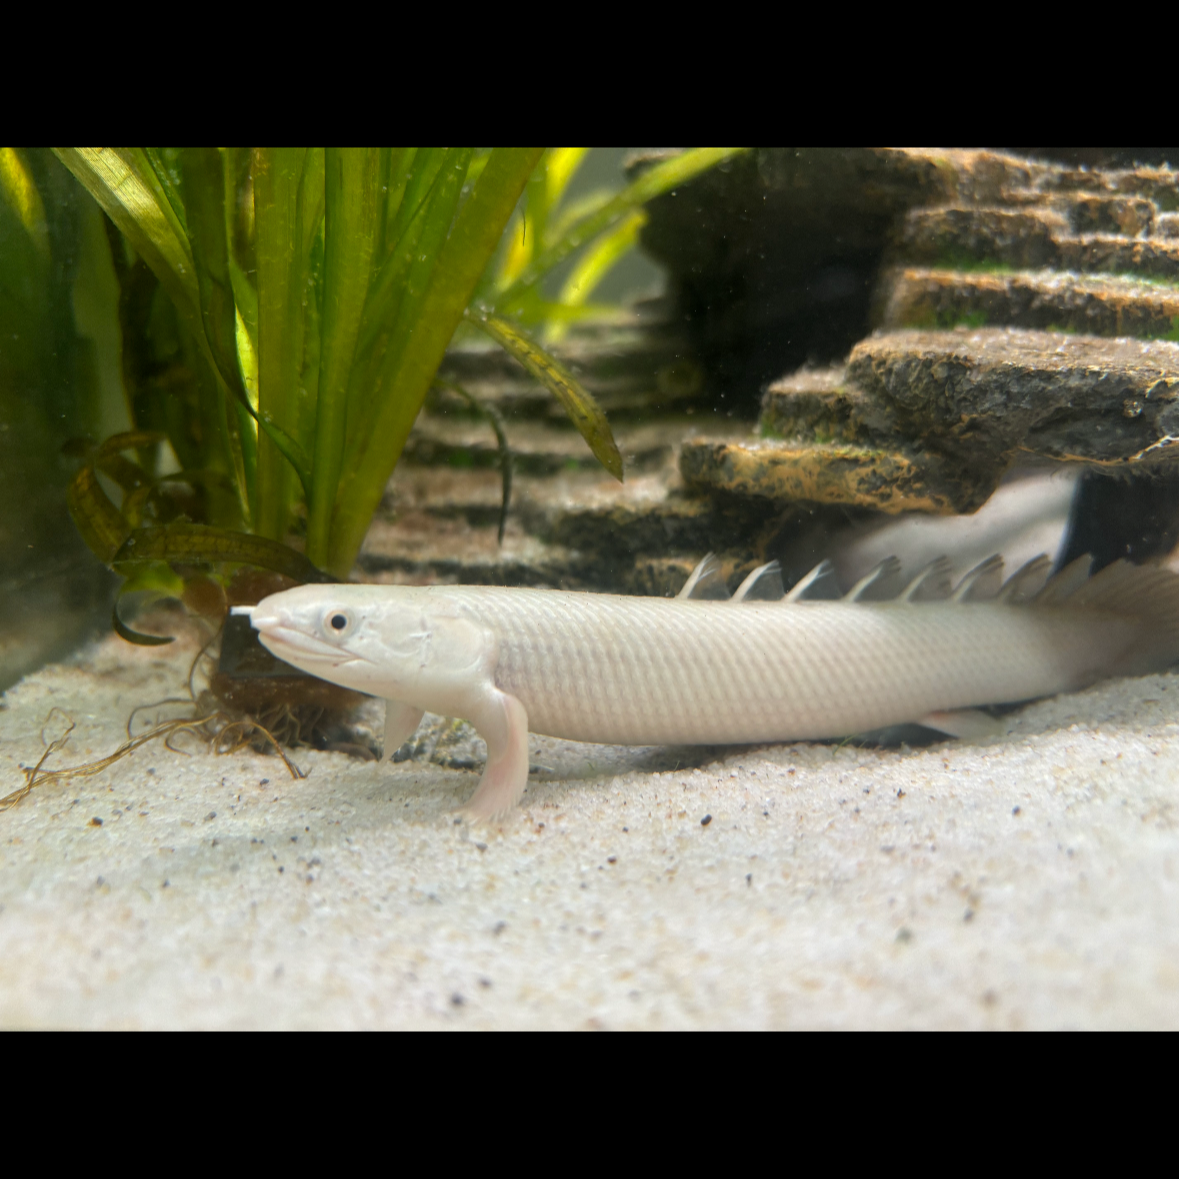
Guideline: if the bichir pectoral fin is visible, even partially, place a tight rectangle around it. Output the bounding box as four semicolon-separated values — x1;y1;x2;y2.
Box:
460;689;531;821
384;699;425;760
916;708;1005;740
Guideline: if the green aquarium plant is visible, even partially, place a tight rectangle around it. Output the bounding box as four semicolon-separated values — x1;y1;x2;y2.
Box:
51;147;743;612
0;149;126;688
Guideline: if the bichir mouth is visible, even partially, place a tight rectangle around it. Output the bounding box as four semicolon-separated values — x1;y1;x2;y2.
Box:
255;627;367;670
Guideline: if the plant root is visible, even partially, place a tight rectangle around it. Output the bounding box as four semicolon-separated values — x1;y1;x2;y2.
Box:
1;702;304;814
2;602;377;814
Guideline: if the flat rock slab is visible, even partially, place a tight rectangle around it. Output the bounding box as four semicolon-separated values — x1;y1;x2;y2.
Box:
761;365;869;446
680;437;958;514
635;146;1179;407
848;327;1179;469
715;328;1179;513
896;207;1179;280
882;267;1179;341
2;628;1179;1028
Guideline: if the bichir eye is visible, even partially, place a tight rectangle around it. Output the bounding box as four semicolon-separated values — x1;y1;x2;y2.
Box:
326;611;350;633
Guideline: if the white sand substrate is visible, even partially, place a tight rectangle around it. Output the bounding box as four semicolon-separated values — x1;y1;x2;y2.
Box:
1;627;1177;1030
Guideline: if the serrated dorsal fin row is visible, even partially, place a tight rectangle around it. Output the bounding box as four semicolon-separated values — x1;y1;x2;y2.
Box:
677;551;1086;605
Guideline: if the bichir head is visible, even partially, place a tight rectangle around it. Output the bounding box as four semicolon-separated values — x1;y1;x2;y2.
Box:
233;584;434;698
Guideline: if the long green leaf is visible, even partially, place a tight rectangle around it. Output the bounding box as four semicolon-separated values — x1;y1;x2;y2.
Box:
113;522;335;583
375;147;414;261
256;417;313;500
349;192;428;413
224;146;258;338
66;437;330;586
143;148;188;236
542;187;614;247
495;147;747;308
384;148;445;263
112;595;175;646
352;147;452;385
66;465;131;564
93;429;163;509
294;149;327;458
179;149;249;406
468;310;622;479
253;147;309;537
307;148;380;567
543;148;590;226
218;148;257;508
346;149;473;461
54;147;199;326
300;149;326;261
328;147;544;577
58;147;261;518
353;149;473;447
65;431;176;563
121;467;237;527
492;148;586;292
546;208;647;343
95;429;168;461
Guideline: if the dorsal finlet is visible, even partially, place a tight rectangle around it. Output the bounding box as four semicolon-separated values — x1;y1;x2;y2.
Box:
1035;554;1093;605
952;555;1005;602
899;557;954;602
732;561;784;602
677;553;731;600
996;554;1053;603
845;557;902;602
784;560;839;602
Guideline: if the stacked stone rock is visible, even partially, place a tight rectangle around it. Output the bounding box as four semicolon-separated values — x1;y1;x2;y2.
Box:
678;150;1179;503
886;163;1179;338
361;149;1179;595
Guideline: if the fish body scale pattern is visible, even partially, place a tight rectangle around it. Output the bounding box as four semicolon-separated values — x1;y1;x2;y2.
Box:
432;588;1128;745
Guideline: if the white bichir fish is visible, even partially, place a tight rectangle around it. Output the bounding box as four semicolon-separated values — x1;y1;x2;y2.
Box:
234;553;1179;819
